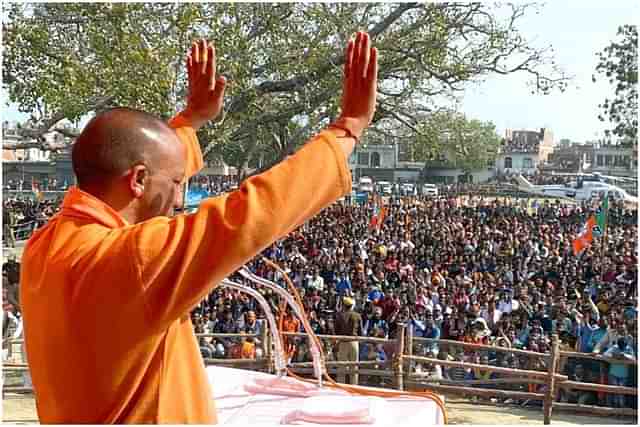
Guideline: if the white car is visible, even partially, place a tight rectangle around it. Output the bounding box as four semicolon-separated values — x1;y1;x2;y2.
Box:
358;177;374;193
377;181;393;195
422;184;438;197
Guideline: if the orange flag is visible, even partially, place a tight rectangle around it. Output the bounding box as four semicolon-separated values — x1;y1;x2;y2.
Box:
572;215;598;256
378;205;388;228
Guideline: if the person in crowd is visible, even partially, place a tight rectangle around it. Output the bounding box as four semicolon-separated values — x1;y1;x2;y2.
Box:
241;311;264;358
558;363;597;405
335;296;363;384
364;306;388;338
603;337;636;408
281;307;301;362
3;206;16;248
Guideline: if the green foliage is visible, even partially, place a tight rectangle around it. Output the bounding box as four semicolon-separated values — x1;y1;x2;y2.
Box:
3;2;568;172
593;25;638;145
413;111;501;172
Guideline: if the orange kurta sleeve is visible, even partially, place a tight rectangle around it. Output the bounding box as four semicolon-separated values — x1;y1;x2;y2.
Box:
19;128;351;424
168;113;203;178
132;130;351;327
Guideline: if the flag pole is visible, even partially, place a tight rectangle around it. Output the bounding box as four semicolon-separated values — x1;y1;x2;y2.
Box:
599;227;607;283
598;195;609;283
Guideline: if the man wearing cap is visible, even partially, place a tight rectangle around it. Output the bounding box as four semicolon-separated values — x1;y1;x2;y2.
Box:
364;306;388;338
335;296;362;384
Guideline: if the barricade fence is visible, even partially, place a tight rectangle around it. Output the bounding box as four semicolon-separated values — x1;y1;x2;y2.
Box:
3;327;637;424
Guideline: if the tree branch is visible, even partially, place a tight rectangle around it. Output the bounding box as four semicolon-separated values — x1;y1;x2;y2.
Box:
52;127;80;138
227;2;421;114
15;96;114;139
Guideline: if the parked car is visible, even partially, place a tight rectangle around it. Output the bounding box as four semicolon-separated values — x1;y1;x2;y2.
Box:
377;181;393;195
422;183;439;197
358;177;374;193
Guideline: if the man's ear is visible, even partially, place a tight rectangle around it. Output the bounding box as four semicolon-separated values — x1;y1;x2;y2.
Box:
128;164;149;199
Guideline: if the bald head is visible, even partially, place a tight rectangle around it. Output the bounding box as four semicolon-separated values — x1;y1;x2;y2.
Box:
72;107;179;187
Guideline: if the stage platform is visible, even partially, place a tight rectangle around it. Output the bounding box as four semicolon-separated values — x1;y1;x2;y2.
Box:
208;366;445;425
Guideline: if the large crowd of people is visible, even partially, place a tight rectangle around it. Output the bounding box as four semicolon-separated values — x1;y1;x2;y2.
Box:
3;197;62;247
3;178;638;408
188;175;238;194
189;189;637;408
3;177;70;192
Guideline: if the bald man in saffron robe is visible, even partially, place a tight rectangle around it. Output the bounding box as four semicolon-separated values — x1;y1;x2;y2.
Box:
20;33;378;423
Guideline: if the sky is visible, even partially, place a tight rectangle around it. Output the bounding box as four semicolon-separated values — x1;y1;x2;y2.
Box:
2;1;638;143
458;0;638;143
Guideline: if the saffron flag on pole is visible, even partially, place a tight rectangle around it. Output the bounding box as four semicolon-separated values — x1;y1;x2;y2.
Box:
572;215;602;256
369;194;387;230
369;195;380;229
378;205;388;228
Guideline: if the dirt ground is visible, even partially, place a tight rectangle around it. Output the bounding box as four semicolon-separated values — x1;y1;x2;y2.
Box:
2;393;636;425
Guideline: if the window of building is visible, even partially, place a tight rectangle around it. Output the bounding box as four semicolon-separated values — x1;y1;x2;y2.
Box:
504;157;513;169
358;152;370;166
371;152;381;167
605;155;613;166
523;157;533;169
597;155;604;167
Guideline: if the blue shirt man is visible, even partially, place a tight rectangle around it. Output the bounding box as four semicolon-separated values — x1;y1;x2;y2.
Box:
603;338;636;408
364;307;389;338
577;322;598;353
336;274;352;297
589;319;609;353
420;316;440;355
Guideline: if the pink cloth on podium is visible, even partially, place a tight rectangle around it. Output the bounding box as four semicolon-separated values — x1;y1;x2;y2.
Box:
280;395;387;424
244;375;342;398
207;366;445;425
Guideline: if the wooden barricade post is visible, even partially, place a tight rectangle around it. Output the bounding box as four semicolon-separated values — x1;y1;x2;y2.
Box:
543;334;560;425
394;324;406;391
405;324;413;386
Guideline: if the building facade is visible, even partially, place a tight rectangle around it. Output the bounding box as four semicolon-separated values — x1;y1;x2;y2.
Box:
348;143;424;183
2;122;76;193
541;142;595;174
496;128;555;175
590;144;638;178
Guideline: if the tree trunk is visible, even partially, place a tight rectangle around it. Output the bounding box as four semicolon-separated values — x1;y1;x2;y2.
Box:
236;130;260;184
236;158;251;184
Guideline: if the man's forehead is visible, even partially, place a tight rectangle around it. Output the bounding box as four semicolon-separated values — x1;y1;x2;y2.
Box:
152;130;187;173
